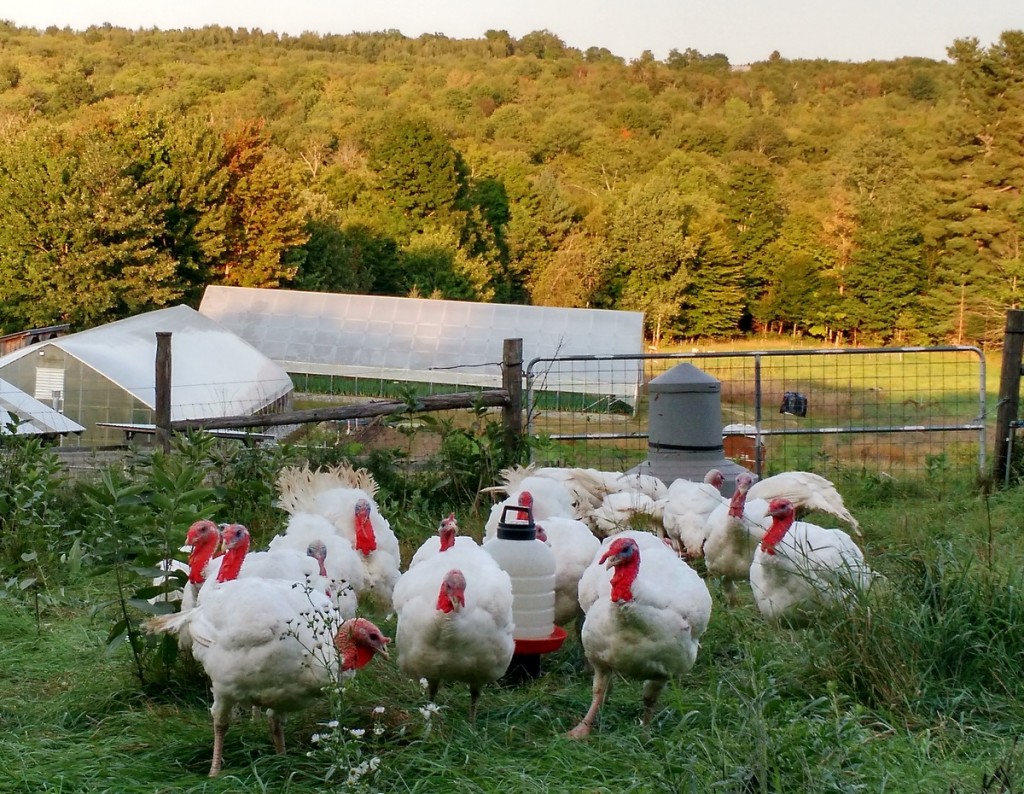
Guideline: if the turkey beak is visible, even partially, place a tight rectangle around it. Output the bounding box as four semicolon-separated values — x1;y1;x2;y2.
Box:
447;585;466;612
600;549;624;569
374;635;391;660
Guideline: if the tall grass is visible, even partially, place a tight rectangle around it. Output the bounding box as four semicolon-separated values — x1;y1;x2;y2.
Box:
3;432;1024;792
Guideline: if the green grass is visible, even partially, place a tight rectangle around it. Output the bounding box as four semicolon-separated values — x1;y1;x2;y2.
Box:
4;476;1024;792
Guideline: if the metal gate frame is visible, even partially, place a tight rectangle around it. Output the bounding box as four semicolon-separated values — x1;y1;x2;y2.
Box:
525;346;987;478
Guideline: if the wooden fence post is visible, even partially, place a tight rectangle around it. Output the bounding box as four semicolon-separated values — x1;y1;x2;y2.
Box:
502;338;523;455
994;309;1024;484
155;331;172;453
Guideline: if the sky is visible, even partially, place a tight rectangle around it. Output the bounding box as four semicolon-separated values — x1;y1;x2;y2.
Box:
0;0;1021;65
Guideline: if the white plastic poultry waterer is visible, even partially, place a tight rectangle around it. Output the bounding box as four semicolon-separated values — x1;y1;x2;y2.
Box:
484;503;567;682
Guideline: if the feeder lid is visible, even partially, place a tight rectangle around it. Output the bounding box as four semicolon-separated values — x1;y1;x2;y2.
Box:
648;363;720;394
496;503;536;540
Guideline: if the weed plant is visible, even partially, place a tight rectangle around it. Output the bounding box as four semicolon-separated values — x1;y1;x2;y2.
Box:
4;423;1024;791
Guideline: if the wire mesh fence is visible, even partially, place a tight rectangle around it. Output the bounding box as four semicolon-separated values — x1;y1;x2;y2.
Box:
526;346;987;483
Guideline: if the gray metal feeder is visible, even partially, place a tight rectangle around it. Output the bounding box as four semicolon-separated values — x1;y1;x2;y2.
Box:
626;362;752;495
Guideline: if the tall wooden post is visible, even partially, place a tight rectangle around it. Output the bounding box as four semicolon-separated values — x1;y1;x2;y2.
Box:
502;338;523;457
994;309;1024;485
155;331;172;453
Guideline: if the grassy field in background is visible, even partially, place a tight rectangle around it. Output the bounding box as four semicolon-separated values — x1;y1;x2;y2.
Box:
4;471;1024;793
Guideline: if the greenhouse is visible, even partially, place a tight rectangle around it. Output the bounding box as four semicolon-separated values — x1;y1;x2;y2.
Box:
0;377;85;439
0;305;293;447
199;286;646;406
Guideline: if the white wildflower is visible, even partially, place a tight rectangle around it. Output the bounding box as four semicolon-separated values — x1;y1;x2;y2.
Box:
349;728;366;738
326;719;339;729
373;706;385;715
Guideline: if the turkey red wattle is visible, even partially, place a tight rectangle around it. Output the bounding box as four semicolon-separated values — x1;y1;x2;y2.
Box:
186;520;221;585
727;485;748;519
600;538;640;603
760;499;796;555
435;569;467;613
214;524;251;582
515;491;534;522
334;618;391;671
439;515;458;551
353;499;377;555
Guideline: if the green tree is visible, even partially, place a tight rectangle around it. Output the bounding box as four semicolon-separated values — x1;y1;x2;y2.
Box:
111;108;232;302
718;156;785;294
367;116;470;229
844;223;927;343
604;177;697;344
0;128;180;330
218;119;308;287
47;67;95;114
682;228;746;338
528;231;611;308
930;32;1024;342
399;226;493;301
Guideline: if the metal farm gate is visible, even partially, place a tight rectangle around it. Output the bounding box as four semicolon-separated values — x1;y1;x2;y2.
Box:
525;346;987;482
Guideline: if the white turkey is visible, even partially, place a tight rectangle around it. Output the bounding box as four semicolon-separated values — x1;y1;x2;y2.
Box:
275;461;380;513
533;516;601;628
749;498;874;626
173;520;223;612
482;487;579;541
481;464;583;526
407;513;484;570
267;512;365;619
747;471;859;534
150;518;222;606
393;550;514;721
576;530;675;615
655;469;727;559
276;463;401;610
569;534;712;738
177;522;251;649
198;524;333;600
588;490;664;538
522;466;612;513
146;581;389;776
608;471;668;500
702;473;771;605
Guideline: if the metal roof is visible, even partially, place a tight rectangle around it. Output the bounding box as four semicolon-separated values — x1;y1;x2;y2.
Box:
198;286;645;402
0;378;85;436
0;305;293;421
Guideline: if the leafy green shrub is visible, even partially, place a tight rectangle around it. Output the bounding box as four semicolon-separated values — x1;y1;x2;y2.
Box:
71;440;223;686
0;432;69;600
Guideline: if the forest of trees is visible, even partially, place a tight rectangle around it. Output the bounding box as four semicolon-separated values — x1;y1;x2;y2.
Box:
0;21;1020;346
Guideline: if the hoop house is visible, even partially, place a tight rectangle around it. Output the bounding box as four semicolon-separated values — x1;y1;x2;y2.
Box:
199;286;645;407
0;305;293;447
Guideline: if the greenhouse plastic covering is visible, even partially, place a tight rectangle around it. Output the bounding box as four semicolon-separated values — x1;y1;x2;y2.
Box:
0;378;85;435
199;286;646;404
0;305;293;421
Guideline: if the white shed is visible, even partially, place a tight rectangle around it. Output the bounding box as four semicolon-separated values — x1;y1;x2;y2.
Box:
0;305;293;447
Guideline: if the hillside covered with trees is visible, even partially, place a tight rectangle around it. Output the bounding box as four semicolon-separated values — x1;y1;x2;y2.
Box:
0;21;1020;346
